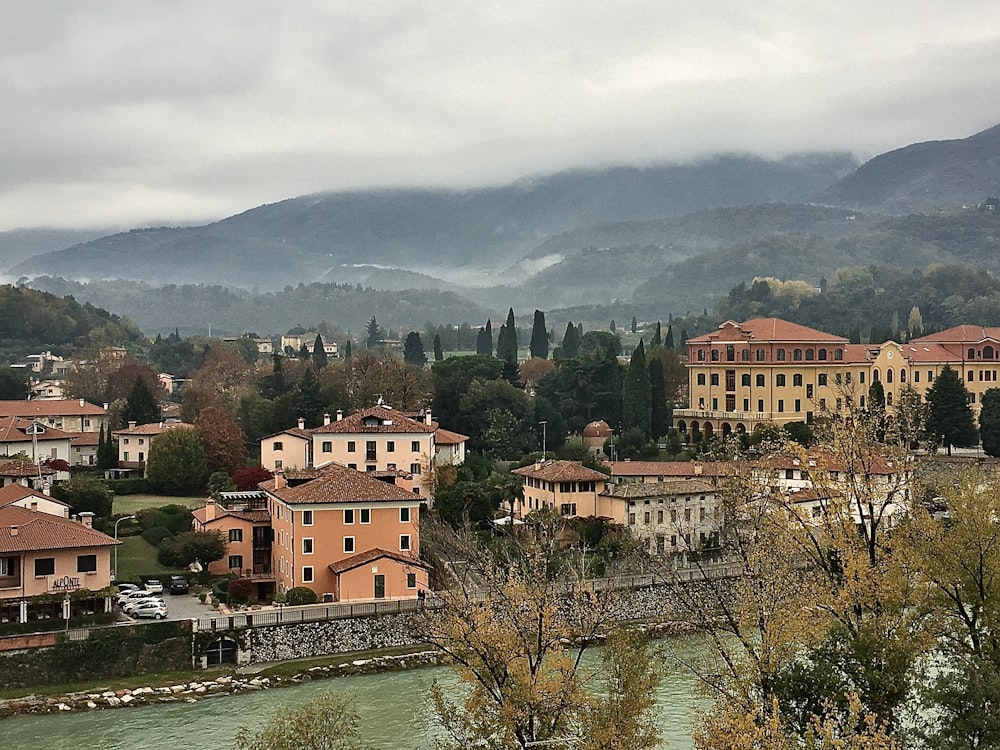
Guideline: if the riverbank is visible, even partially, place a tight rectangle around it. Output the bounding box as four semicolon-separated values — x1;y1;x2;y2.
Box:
0;648;447;719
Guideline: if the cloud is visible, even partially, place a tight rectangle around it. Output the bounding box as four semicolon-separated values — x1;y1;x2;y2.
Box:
1;1;999;230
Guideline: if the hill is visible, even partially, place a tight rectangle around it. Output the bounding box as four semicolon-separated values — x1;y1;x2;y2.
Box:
819;123;1000;212
11;154;854;288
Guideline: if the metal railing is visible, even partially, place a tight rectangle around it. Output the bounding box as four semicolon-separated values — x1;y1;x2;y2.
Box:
194;597;428;632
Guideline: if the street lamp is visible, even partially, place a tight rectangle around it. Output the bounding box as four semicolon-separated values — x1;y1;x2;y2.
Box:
538;421;547;461
113;515;136;582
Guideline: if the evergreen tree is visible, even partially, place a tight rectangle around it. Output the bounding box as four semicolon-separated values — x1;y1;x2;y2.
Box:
344;340;352;359
630;316;637;334
312;334;328;369
501;355;521;388
622;340;651;439
610;320;616;334
403;331;427;366
121;377;160;427
979;389;1000;457
651;321;662;348
146;427;209;495
497;308;517;360
433;334;444;362
926;364;978;455
294;368;326;428
649;357;669;440
680;329;688;347
96;424;115;470
529;310;548;359
561;322;581;359
485;318;493;355
298;342;311;360
665;325;674;349
365;315;384;349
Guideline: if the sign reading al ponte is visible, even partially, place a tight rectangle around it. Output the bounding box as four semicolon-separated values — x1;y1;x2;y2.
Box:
51;575;82;592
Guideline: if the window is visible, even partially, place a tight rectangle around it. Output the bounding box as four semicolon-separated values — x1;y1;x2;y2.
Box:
228;529;243;543
322;441;332;453
835;372;843;385
400;507;411;523
360;508;371;524
410;463;421;474
411;440;420;452
366;440;377;461
969;371;975;382
741;349;750;362
123;451;130;461
387;440;395;452
697;350;706;361
860;371;866;384
697;374;706;386
302;510;313;526
900;369;907;383
834;349;843;361
805;349;815;361
302;566;314;583
818;373;828;386
0;557;15;576
228;555;243;569
348;463;357;470
793;348;802;361
628;513;636;525
926;371;932;382
406;573;417;588
776;348;786;361
776;374;786;387
400;534;411;551
123;438;130;445
34;558;55;577
726;344;735;361
886;369;893;383
806;384;814;398
741;374;750;386
711;350;719;361
347;441;356;452
756;348;765;362
914;370;920;383
77;554;97;573
272;441;283;451
794;399;801;412
777;400;784;413
344;537;355;553
969;347;976;359
756;374;765;387
758;399;764;412
793;374;802;386
710;373;719;386
560;503;577;516
344;508;355;524
302;538;313;554
818;349;827;361
657;510;664;523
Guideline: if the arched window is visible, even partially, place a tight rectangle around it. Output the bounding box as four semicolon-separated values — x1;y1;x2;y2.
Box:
818;349;828;361
873;369;880;382
711;350;719;361
805;349;815;361
776;374;786;387
900;369;907;383
834;349;843;361
756;374;765;387
886;392;894;407
886;369;894;383
741;349;750;362
756;348;766;362
697;350;705;361
776;348;786;361
793;348;803;361
985;346;995;360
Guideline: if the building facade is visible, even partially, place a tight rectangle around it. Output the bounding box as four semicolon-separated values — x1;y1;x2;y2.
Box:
512;460;612;519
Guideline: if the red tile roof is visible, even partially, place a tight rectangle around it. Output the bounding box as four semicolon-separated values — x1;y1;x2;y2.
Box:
606;461;730;478
112;421;194;437
0;505;117;553
69;432;101;446
0;459;56;478
327;548;428;574
602;478;718;498
688;318;847;344
0;483;67;508
512;460;609;483
0;399;107;417
0;417;74;443
433;427;469;445
261;462;420;505
311;405;434;435
913;325;1000;344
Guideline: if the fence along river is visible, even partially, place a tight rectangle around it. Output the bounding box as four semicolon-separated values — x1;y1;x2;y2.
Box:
2;640;706;749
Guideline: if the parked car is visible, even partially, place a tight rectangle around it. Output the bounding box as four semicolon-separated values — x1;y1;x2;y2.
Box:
118;589;155;606
130;601;168;620
169;575;189;594
115;583;140;595
123;597;166;614
144;579;164;594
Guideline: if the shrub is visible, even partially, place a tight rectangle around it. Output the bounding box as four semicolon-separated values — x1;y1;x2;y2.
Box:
141;526;172;546
286;586;318;606
233;465;273;490
106;478;151;495
228;577;255;605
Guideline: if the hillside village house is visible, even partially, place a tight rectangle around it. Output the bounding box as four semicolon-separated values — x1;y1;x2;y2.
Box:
0;499;118;624
512;460;611;519
0;459;57;491
261;463;427;602
0;418;72;479
112;421;195;477
677;317;1000;443
260;405;468;499
193;492;274;601
0;399;107;434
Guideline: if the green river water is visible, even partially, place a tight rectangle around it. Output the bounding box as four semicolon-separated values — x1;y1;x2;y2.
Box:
2;646;705;749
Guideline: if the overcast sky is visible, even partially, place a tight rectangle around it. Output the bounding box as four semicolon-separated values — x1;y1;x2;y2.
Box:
1;1;999;232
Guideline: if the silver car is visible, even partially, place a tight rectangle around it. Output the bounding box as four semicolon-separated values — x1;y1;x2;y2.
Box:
123;596;165;614
130;601;168;620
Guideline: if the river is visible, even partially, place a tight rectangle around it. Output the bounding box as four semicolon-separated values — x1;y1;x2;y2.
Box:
2;644;706;749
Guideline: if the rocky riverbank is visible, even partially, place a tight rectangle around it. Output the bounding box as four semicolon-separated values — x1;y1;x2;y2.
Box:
0;649;446;719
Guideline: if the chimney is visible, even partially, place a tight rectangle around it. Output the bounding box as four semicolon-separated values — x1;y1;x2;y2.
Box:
128;421;137;429
694;464;703;476
79;512;94;528
9;525;17;537
30;501;38;512
204;498;217;521
297;417;305;430
103;403;109;411
336;410;343;422
424;409;433;426
274;470;287;489
323;413;331;426
79;398;85;407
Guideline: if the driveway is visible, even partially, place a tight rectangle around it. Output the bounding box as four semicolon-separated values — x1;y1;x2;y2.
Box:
119;589;217;623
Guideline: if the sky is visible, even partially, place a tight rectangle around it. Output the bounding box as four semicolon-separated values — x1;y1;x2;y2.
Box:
1;1;999;232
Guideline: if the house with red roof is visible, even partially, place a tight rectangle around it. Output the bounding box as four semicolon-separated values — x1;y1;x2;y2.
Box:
512;460;611;520
112;421;195;476
260;462;427;603
193;491;275;600
0;399;107;434
0;417;73;478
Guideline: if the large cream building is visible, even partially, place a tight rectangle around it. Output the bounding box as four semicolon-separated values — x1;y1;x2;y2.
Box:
675;318;1000;442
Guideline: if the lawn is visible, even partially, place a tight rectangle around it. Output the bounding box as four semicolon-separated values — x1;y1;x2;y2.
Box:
114;535;186;583
113;493;205;516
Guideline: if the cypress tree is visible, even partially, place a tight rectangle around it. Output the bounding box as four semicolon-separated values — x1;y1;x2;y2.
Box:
312;334;328;369
476;327;490;356
610;320;616;334
121;377;160;427
622;340;651;439
433;334;444;362
529;310;548;359
485;319;494;356
649;357;669;440
403;331;427;366
926;364;978;455
651;321;662;348
344;340;352;359
630;316;637;334
665;325;675;349
561;322;581;359
501;308;517;360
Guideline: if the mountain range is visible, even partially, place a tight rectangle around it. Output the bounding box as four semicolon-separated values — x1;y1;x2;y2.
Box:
8;122;1000;334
